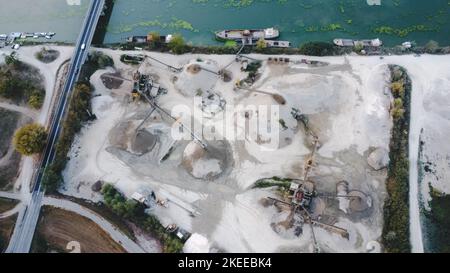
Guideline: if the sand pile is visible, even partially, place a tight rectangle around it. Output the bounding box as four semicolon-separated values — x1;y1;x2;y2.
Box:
101;72;124;89
109;120;158;155
174;59;219;97
183;233;210;253
181;140;231;180
348;191;372;213
131;129;158;155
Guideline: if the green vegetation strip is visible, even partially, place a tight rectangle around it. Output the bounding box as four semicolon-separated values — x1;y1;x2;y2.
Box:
382;65;412;253
253;177;293;190
101;184;184;253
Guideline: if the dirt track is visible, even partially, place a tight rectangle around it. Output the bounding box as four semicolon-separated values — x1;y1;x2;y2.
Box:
35;207;126;253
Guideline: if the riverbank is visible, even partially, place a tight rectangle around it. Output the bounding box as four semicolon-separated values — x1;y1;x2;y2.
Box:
102;39;450;57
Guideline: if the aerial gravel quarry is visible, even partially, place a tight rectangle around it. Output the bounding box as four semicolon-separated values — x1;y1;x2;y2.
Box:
61;48;399;253
1;43;450;253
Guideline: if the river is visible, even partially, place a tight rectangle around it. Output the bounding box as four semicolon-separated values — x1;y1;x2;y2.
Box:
0;0;449;46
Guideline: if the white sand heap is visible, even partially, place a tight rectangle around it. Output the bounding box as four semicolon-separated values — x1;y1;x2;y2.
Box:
182;141;226;180
174;59;219;97
183;233;210;253
367;147;389;171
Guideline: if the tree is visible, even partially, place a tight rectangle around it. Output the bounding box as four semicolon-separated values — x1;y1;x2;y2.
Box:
0;70;21;99
391;81;405;97
147;31;161;43
167;34;187;54
353;43;364;53
42;165;62;192
13;123;47;156
424;40;439;54
5;52;19;66
89;51;114;69
391;98;405;120
256;38;267;51
28;90;44;109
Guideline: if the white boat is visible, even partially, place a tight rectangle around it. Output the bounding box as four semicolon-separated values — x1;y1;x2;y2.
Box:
402;41;412;49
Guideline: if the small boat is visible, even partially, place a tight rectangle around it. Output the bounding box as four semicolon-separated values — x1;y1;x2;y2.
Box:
215;27;279;42
265;40;291;48
402;41;412;49
45;35;52;39
334;38;382;47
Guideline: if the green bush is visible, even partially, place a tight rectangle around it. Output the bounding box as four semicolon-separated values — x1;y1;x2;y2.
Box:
28;90;44;109
101;184;139;218
42;165;62;193
299;42;336;56
0;71;20;99
167;34;188;54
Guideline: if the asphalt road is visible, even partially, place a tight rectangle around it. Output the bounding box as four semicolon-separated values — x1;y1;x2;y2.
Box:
6;0;105;253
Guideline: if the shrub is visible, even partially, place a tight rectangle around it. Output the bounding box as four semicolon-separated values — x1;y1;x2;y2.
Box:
168;34;188;54
256;38;267;51
5;52;19;66
13;123;47;156
299;42;336;56
42;165;62;193
424;40;439;54
391;81;405;96
0;71;21;100
28;90;44;109
90;51;114;69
